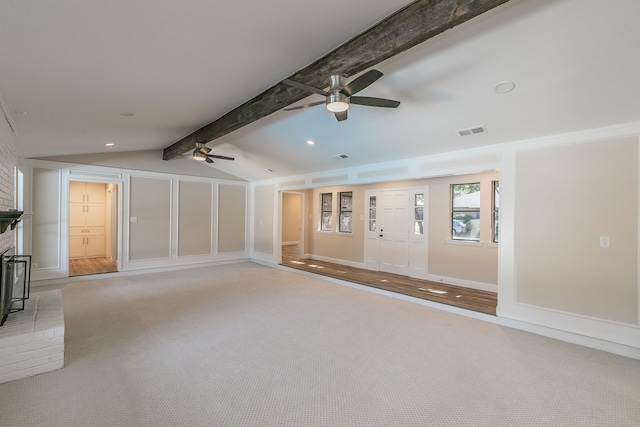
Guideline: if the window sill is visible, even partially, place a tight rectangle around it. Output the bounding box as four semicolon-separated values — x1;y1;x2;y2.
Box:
487;242;499;248
316;231;354;236
446;239;484;247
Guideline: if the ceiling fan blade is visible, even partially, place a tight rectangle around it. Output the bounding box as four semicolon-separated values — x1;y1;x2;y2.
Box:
207;154;235;161
283;100;326;111
341;69;383;96
350;96;400;108
205;157;214;164
283;79;329;97
195;142;211;154
334;110;348;122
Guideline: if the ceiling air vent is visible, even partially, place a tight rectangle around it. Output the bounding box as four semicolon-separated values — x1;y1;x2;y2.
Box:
456;125;487;137
333;154;349;160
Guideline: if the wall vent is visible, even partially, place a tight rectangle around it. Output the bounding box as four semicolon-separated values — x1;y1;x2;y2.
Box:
312;174;349;184
456;125;487;136
333;154;349;160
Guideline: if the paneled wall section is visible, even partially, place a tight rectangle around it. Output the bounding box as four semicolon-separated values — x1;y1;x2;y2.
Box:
0;113;22;252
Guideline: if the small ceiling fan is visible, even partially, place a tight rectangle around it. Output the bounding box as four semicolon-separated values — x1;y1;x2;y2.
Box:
283;69;400;121
192;143;235;163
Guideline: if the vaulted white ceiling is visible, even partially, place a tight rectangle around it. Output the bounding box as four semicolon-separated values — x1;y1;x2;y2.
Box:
1;0;639;181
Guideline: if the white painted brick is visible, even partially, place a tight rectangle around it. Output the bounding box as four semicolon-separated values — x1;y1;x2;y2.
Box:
0;351;32;367
30;344;64;360
0;290;65;384
16;337;56;353
50;351;64;362
31;359;63;376
0;345;16;359
0;370;29;384
17;355;52;371
0;364;19;376
8;333;31;346
50;336;64;346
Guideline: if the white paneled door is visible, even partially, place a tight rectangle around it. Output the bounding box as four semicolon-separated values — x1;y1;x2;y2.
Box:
364;187;428;279
379;189;409;275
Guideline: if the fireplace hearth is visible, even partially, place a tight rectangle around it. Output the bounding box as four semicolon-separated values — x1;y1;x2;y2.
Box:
0;247;32;326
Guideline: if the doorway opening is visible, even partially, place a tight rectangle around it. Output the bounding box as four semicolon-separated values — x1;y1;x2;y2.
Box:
68;181;119;277
281;192;304;262
364;186;428;279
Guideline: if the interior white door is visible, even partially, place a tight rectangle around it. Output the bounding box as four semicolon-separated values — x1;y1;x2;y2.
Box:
364;187;428;278
379;190;409;275
364;190;381;270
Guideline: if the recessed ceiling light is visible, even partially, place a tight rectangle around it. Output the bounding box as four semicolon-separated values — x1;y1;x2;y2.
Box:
493;81;515;94
105;142;115;147
306;140;315;145
119;112;136;117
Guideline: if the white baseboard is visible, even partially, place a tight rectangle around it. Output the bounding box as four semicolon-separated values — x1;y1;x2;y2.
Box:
306;254;366;269
31;258;250;288
495;312;640;360
427;274;497;293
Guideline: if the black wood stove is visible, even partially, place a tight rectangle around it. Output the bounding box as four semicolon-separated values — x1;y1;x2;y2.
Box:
0;247;31;326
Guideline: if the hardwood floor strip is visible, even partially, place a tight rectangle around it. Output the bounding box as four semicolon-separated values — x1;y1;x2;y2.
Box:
281;245;497;315
69;257;118;277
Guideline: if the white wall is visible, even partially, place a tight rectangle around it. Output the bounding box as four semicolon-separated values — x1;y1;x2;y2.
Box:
254;121;640;358
252;184;275;257
27;160;249;281
515;138;637;324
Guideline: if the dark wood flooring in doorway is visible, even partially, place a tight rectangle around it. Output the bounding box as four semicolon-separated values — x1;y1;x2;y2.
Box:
281;245;497;316
69;257;118;277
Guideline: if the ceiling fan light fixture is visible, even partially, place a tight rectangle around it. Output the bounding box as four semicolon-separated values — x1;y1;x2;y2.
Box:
192;150;207;161
326;93;349;112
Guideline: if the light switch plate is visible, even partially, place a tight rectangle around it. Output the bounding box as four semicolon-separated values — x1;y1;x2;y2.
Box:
599;236;610;248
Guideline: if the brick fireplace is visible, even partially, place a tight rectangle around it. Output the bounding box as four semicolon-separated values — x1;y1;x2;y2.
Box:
0;290;64;384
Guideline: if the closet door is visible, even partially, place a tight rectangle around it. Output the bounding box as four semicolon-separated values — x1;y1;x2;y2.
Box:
84;204;105;227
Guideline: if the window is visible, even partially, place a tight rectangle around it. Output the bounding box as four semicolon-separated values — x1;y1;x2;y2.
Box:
320;193;332;231
492;181;499;243
452;183;480;241
368;196;377;231
338;192;353;233
414;193;424;234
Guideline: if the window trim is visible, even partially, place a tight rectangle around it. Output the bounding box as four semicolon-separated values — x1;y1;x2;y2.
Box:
338;191;353;233
451;182;481;241
492;180;499;243
319;192;333;232
413;193;425;235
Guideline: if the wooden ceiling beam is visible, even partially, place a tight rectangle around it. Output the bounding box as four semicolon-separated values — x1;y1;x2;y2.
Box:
163;0;511;160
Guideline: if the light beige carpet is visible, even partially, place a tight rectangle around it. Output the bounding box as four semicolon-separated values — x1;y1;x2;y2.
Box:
1;262;639;426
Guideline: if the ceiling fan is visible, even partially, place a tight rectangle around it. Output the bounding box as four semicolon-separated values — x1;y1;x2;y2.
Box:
282;69;400;121
192;143;235;163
